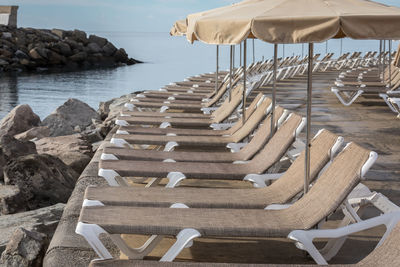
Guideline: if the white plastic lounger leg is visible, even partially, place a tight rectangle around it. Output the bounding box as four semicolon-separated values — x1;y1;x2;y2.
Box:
160;228;202;262
110;138;134;149
116;130;129;135
243;173;284;188
331;88;364;106
379;94;398;113
101;153;118;161
164;142;179;152
115;119;129;126
288;211;400;265
98;169;120;186
76;222;113;260
110;234;164;260
166;172;187;188
160;122;171;129
124;103;135;111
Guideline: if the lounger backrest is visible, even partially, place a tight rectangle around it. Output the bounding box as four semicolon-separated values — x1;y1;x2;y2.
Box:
205;75;242;107
248;113;303;172
358;222;400;266
238;106;285;160
224;93;265;134
284;143;372;229
263;129;340;203
229;97;272;143
211;84;244;123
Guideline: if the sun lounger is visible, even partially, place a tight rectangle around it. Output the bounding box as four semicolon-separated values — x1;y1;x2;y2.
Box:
88;129;343;209
112;96;272;147
104;107;287;163
100;113;305;186
77;142;377;261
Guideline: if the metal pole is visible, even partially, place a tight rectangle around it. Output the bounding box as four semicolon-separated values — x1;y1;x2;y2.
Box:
229;45;233;102
383;40;386;82
379;40;382;79
233;45;235;68
243;40;247;123
340;39;343;56
283;44;285;59
302;43;304;58
270;44;278;139
240;42;242;66
252;39;255;63
389;40;392;88
325;41;328;54
304;43;314;195
215;45;219;94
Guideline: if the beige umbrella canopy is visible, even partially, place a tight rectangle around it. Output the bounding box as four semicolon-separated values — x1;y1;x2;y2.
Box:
170;20;187;36
186;0;400;45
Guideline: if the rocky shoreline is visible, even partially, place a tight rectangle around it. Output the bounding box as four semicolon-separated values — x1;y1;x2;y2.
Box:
0;93;134;266
0;26;141;73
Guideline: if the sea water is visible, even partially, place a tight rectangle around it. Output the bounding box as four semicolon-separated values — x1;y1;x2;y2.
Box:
0;31;396;118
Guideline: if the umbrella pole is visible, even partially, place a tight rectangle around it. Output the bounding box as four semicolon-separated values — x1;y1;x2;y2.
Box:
383;40;386;82
240;42;242;66
233;45;235;69
243;40;247;123
253;39;255;64
389;40;392;88
229;45;233;102
215;45;219;94
325;41;328;55
283;44;285;59
379;40;383;79
270;44;278;139
340;39;343;56
305;43;314;195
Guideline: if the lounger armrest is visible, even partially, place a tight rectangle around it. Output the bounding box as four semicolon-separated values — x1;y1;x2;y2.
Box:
387;91;400;95
264;204;292;210
210;123;235;130
226;142;247;153
243;173;285;188
288;211;400;265
201;107;218;114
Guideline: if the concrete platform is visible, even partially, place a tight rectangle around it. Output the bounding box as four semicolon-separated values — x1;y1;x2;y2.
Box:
44;68;400;266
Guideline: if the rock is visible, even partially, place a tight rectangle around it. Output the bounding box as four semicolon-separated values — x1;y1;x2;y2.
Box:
0;204;65;253
113;48;128;63
0;105;41;137
86;42;102;54
42;98;99;137
3;154;79;210
52;42;72;56
102;42;117;56
14;50;30;59
0;48;13;57
0;228;47;267
0;59;9;66
29;47;45;60
2;32;12;39
69;51;87;62
51;29;66;39
34;134;92;174
47;51;66;65
0;135;37;160
72;29;87;44
14;126;50;142
88;34;107;47
0;185;23;215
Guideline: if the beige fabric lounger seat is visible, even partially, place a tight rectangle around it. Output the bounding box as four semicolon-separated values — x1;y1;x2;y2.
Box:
78;143;376;262
100;114;304;186
104;107;285;162
89;130;341;208
120;86;248;124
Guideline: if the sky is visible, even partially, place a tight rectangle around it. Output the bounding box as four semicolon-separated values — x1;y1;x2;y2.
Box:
2;0;400;33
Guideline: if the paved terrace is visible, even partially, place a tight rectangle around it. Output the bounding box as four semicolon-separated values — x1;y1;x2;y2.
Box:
44;68;400;266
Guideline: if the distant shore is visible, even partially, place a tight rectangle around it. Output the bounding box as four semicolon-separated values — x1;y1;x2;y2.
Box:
0;26;142;73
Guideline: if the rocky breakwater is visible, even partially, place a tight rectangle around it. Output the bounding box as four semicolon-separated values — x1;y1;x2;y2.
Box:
0;25;140;73
0;97;116;266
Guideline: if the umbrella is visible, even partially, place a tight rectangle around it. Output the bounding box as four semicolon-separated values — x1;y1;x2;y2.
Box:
185;0;400;193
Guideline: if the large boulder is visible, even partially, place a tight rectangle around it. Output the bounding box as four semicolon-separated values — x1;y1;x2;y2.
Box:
51;29;67;39
0;105;41;137
0;228;47;267
102;42;117;56
3;154;78;211
87;42;102;54
71;29;88;44
68;51;87;62
42;99;99;137
14;126;50;142
0;135;37;160
113;48;129;63
0;204;65;253
0;185;23;215
88;35;107;47
34;134;92;174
